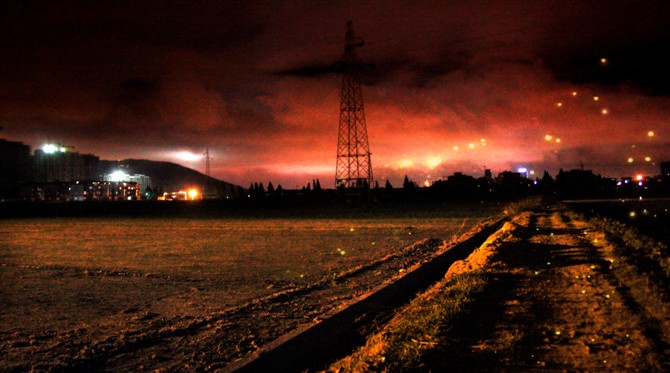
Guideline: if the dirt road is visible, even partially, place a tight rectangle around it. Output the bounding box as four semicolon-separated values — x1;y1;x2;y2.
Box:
420;205;670;371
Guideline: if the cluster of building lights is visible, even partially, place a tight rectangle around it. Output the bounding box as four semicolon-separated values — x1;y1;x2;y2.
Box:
42;143;69;154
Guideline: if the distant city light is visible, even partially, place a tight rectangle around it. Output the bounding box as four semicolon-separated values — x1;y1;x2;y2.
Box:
601;108;609;115
556;102;563;107
42;144;59;154
555;138;561;143
644;156;651;162
647;130;655;137
600;57;608;64
627;157;634;163
572;91;578;96
518;167;528;174
593;96;599;101
544;134;553;141
109;170;128;182
188;188;199;200
468;143;475;149
636;174;643;181
453;146;460;151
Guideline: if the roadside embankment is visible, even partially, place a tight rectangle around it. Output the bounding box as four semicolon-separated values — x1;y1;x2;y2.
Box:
328;204;670;371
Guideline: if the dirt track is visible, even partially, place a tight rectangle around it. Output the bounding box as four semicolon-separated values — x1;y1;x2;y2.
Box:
420;205;670;371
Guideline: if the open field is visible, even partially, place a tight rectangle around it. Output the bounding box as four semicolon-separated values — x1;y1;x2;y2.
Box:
565;198;670;245
0;204;501;370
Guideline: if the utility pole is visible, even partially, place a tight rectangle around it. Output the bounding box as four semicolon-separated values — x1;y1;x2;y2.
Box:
204;148;211;177
335;21;373;190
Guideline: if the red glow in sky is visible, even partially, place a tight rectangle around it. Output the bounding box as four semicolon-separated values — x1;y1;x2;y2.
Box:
1;1;668;187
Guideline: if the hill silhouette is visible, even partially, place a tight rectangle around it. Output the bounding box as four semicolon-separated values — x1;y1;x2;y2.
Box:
98;159;242;197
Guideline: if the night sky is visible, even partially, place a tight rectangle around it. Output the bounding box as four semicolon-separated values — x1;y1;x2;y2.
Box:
2;1;669;188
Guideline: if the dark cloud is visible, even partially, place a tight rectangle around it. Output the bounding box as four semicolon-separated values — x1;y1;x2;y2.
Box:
1;1;669;187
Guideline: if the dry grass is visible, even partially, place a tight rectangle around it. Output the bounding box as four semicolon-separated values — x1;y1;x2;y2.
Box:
329;271;488;372
327;211;530;372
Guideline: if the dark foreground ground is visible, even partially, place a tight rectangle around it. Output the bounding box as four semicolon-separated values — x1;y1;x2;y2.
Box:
329;204;670;371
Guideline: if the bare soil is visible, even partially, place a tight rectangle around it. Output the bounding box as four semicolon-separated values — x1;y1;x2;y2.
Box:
420;205;670;371
0;216;491;372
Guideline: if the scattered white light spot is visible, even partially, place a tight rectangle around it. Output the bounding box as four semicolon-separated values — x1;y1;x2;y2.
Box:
647;130;655;137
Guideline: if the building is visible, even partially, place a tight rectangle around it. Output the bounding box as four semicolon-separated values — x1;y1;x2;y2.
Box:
33;144;99;182
103;171;152;198
128;174;151;196
0;139;32;199
661;161;670;181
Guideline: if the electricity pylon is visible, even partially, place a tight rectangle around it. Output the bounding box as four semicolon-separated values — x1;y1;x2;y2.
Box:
335;21;373;189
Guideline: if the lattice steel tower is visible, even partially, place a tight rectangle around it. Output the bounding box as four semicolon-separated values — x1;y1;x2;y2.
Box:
335;21;373;189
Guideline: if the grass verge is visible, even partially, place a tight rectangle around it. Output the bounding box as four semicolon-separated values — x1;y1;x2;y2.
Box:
327;211;526;372
327;271;489;372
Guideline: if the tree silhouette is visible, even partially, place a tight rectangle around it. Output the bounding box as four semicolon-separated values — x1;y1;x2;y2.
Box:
403;175;414;189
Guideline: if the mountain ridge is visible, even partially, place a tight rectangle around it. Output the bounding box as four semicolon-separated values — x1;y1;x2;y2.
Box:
98;158;243;197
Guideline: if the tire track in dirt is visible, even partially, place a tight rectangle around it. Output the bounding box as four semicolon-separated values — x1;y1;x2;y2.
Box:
421;205;670;371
